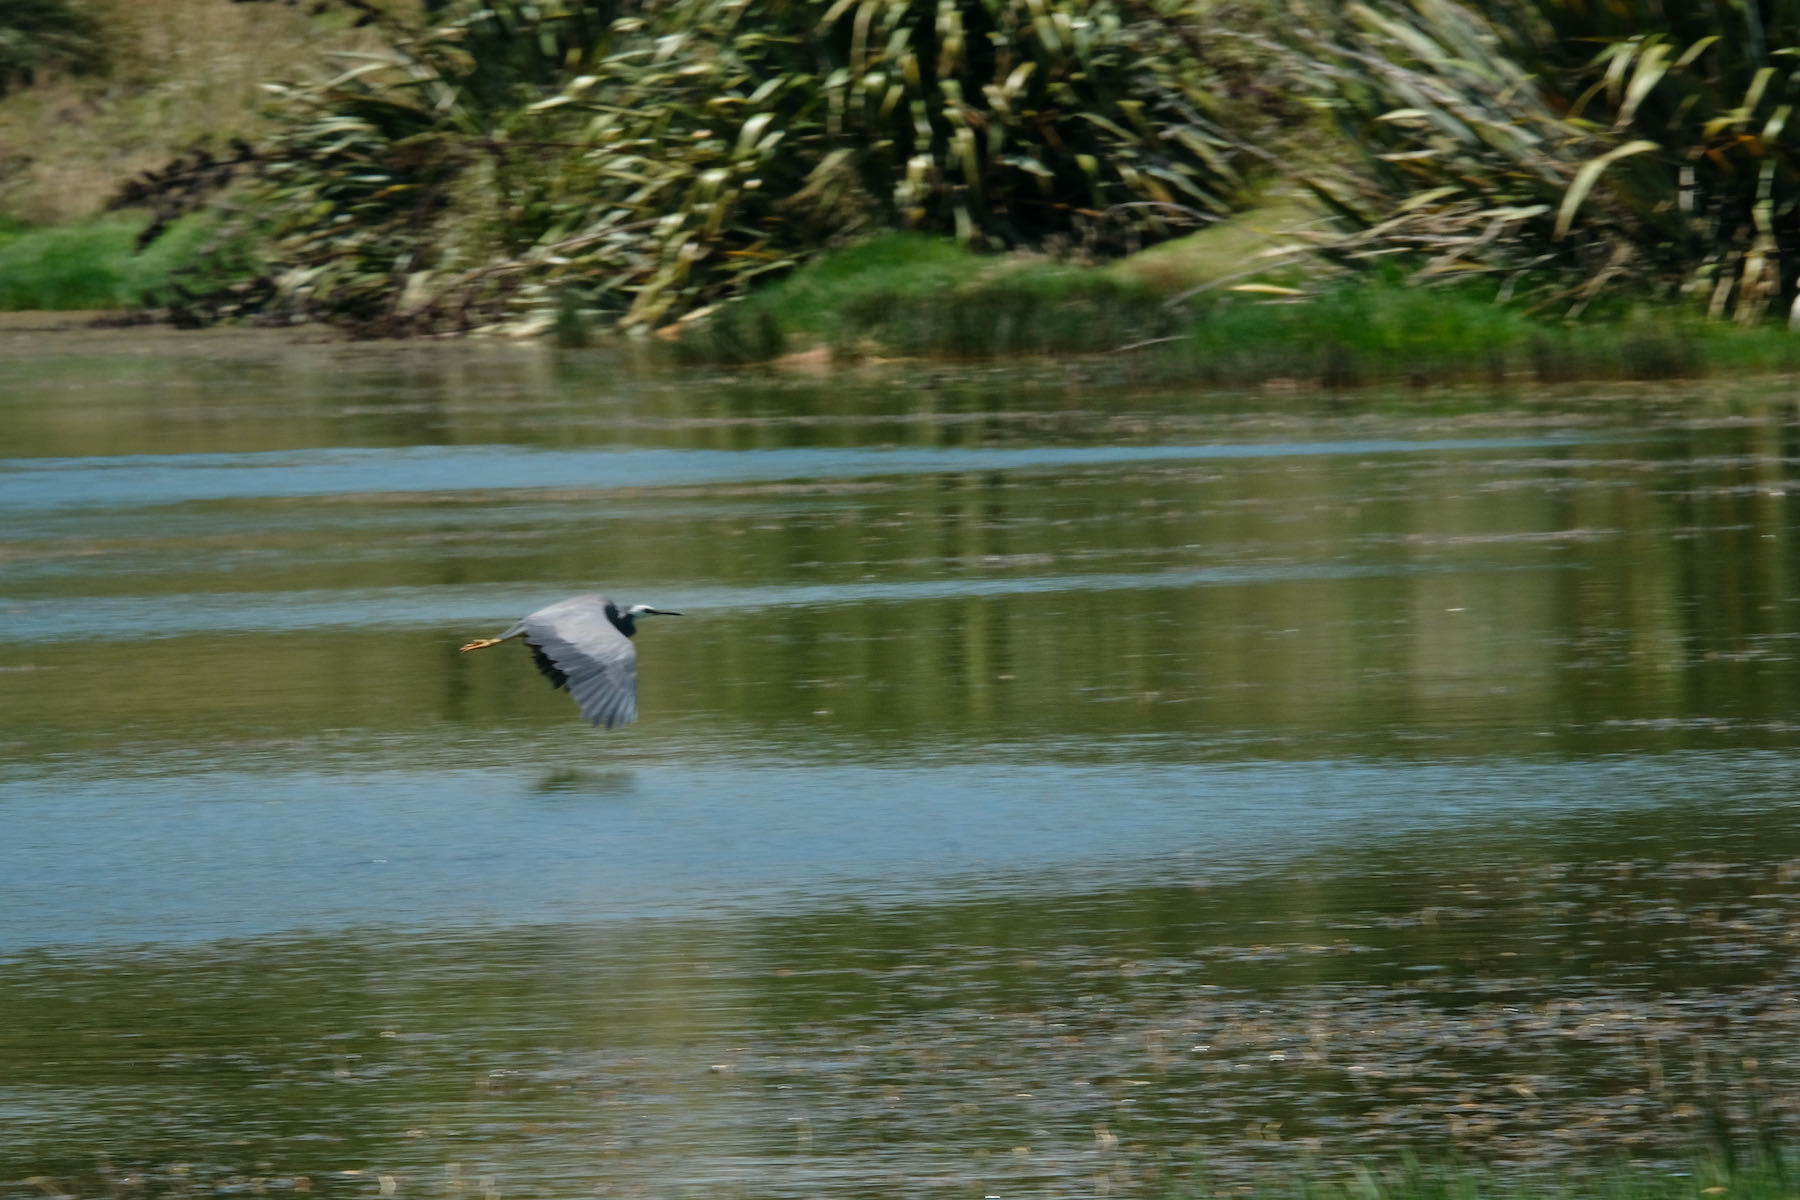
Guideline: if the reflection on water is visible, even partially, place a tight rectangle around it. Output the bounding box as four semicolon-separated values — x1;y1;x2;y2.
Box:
0;436;1603;511
6;753;1783;949
6;791;1800;1197
1;330;1798;1196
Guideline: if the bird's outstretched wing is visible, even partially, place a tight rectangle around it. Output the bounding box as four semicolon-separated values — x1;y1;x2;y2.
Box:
503;595;638;728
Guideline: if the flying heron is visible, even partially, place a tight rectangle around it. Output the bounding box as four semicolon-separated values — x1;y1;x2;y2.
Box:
460;594;682;728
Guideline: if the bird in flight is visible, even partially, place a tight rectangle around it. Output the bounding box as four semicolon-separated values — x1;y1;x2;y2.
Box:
460;594;682;727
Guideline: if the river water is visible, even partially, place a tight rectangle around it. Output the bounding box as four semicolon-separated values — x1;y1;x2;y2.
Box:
2;327;1799;1198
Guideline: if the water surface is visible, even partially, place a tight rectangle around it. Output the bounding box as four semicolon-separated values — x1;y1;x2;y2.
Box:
2;329;1799;1197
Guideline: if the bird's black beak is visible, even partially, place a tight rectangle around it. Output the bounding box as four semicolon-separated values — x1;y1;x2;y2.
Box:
646;608;683;616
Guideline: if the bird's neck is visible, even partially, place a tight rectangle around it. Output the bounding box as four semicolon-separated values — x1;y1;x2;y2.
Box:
604;602;639;638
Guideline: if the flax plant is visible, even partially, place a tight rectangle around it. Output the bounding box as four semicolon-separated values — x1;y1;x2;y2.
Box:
1298;0;1800;323
168;0;1250;335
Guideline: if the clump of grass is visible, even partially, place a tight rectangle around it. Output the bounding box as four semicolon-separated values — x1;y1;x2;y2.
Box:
685;231;1178;361
836;263;1176;358
1176;277;1549;387
0;213;218;309
1681;319;1800;375
719;232;990;348
1170;276;1800;388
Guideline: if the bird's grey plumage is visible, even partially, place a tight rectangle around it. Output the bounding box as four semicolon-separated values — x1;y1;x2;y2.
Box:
468;593;681;728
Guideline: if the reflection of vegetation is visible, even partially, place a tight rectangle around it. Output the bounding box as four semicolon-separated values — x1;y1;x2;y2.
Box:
5;796;1800;1196
1264;1157;1800;1200
531;765;637;795
3;400;1798;766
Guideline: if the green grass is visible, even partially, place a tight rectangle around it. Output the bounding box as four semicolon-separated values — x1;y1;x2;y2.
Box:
0;213;223;310
683;231;1179;363
743;232;987;337
677;210;1800;385
17;208;1793;393
1172;278;1800;387
1182;278;1537;385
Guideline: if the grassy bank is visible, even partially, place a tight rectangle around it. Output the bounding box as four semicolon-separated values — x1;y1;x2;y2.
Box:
1164;280;1800;388
0;214;218;309
11;209;1800;391
676;233;1184;364
673;227;1800;387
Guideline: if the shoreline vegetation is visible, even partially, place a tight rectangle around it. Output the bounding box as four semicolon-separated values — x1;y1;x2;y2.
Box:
12;214;1800;389
9;0;1800;388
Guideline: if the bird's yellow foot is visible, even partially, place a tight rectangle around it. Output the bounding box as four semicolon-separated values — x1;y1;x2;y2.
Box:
460;638;503;652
